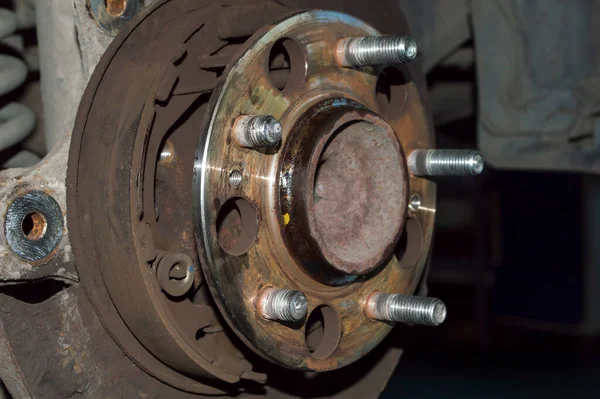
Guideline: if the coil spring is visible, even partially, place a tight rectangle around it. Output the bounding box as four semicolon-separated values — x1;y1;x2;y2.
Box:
0;6;35;154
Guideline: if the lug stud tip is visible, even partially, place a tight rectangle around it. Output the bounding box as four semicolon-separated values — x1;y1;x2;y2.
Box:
258;288;308;322
233;115;282;148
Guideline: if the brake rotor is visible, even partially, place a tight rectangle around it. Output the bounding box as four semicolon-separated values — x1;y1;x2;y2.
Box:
67;0;434;394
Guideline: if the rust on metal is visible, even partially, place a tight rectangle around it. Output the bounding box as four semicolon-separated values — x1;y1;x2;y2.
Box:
0;0;436;396
106;0;127;17
65;0;434;394
194;10;435;372
302;108;407;276
23;212;46;241
67;0;288;393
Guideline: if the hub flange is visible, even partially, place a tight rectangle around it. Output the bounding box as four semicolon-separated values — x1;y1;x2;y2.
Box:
193;10;435;371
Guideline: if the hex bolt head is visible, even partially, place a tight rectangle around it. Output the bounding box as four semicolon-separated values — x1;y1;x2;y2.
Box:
336;35;418;67
233;115;282;148
407;149;484;177
258;288;308;322
366;292;447;326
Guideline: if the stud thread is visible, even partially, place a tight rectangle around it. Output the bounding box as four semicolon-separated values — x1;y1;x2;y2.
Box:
337;35;418;67
366;292;447;326
233;115;282;148
408;149;484;177
259;288;308;322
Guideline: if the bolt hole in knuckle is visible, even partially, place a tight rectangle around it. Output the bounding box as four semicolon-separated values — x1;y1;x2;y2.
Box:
4;190;63;263
66;4;461;395
90;0;141;35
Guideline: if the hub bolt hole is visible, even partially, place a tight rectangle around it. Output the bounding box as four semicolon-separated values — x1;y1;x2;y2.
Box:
217;197;259;256
305;305;341;359
268;38;306;93
395;218;424;268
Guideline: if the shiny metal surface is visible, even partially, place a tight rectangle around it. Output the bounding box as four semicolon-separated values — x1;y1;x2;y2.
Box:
258;288;308;322
408;149;484;176
366;292;447;326
336;35;418;67
4;190;63;263
233;115;283;148
409;193;422;211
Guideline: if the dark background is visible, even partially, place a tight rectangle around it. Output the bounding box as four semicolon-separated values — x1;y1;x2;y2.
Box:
381;71;600;396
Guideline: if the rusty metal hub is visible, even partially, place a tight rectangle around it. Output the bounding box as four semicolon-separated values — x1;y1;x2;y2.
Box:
312;115;405;274
282;100;407;278
194;10;434;371
66;0;435;394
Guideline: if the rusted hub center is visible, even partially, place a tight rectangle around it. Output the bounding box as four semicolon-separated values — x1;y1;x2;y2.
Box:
308;111;407;275
280;99;408;279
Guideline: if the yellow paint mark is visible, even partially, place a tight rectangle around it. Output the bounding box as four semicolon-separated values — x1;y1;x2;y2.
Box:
283;213;291;226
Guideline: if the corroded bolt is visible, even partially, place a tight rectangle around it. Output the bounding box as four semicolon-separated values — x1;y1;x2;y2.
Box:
407;149;484;177
233;115;282;148
336;35;418;67
258;288;308;322
366;292;447;326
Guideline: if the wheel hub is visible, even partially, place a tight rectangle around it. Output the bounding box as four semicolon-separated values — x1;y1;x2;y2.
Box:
194;10;433;371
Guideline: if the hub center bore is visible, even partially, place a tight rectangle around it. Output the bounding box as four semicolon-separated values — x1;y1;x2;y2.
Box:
309;116;407;275
280;100;408;282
